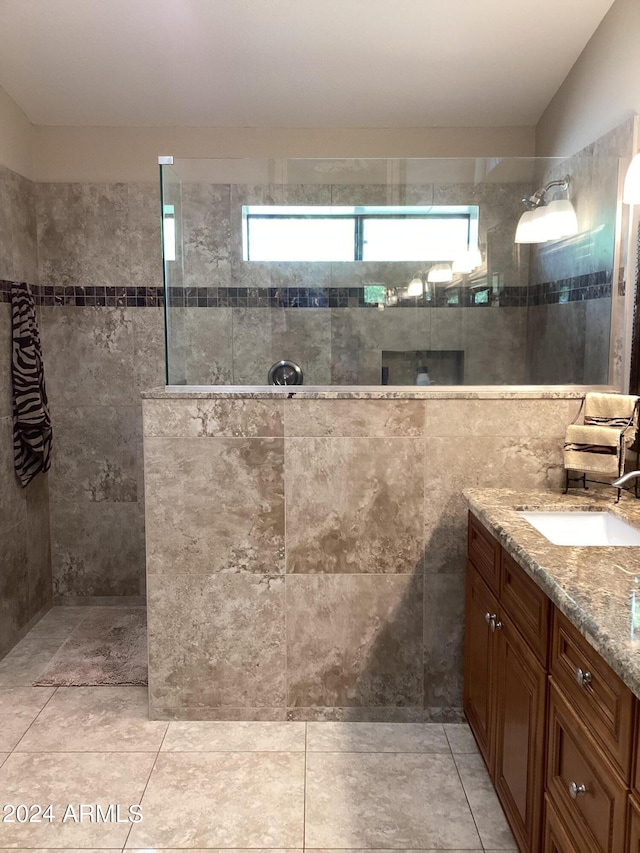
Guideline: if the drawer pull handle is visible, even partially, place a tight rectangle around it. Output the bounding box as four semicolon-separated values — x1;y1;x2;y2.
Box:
569;782;587;799
485;612;497;628
576;668;592;687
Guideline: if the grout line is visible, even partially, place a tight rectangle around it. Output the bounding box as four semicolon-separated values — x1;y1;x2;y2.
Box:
122;724;169;850
450;750;484;850
302;721;307;852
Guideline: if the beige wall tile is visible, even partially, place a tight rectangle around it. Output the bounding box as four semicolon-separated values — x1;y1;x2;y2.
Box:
285;399;425;437
145;436;284;575
148;573;286;715
286;574;422;709
143;398;284;438
286;436;423;574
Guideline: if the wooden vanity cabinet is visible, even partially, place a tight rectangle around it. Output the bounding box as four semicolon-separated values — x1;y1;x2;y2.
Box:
466;510;640;853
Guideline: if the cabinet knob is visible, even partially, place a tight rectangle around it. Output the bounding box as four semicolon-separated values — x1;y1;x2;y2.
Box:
569;782;587;799
576;668;592;687
493;620;503;631
485;612;496;627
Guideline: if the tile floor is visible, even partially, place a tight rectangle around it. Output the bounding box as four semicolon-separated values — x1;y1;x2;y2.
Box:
0;608;516;851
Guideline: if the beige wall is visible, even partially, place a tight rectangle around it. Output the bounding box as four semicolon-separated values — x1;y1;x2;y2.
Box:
32;125;536;183
0;86;34;180
536;0;640;157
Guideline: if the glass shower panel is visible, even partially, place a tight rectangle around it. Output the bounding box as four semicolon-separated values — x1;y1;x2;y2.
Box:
159;151;623;387
160;164;186;385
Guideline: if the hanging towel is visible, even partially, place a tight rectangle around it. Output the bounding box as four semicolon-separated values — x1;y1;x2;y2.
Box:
584;392;639;433
11;281;52;487
563;423;622;476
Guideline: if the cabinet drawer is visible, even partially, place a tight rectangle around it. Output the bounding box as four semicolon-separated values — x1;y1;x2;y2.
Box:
543;794;582;853
546;680;627;853
628;796;640;853
499;548;550;666
468;511;500;593
551;608;634;781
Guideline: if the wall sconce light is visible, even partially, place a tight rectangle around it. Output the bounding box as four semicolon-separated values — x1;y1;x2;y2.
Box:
427;263;453;283
514;176;578;244
623;153;640;204
407;275;425;297
452;247;483;274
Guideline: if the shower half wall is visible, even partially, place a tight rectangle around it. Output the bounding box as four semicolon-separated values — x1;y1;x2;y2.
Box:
143;387;584;721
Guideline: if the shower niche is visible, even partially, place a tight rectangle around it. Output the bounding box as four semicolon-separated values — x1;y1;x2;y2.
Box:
381;350;464;386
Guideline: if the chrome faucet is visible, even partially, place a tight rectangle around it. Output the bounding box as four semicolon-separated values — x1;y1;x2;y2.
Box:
612;471;640;487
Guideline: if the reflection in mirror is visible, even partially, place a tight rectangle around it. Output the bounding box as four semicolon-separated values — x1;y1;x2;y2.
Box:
161;119;634;387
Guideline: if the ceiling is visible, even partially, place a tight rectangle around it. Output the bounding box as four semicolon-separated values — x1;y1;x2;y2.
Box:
0;0;616;128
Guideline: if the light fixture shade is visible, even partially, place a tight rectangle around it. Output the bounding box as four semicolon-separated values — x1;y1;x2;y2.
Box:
407;276;424;297
515;207;548;244
543;198;578;240
427;263;453;283
623;153;640;204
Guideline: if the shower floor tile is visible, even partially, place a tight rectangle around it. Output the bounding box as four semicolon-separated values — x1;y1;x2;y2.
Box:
0;686;55;751
15;686;167;752
0;609;516;851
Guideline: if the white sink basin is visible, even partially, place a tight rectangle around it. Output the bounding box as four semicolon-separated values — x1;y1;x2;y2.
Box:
518;511;640;546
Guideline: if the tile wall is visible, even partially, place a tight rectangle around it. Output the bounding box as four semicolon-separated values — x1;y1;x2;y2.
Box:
0;164;52;658
143;394;581;720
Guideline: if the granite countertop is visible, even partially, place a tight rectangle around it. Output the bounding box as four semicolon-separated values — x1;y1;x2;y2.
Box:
464;487;640;698
142;385;598;400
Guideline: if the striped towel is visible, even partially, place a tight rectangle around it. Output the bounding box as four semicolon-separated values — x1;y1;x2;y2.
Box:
11;282;52;487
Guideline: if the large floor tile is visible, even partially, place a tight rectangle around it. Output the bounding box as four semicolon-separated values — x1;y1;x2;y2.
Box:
16;687;167;752
306;722;449;753
0;637;65;686
444;723;480;754
0;751;155;848
126;752;305;848
26;607;93;639
162;721;305;752
0;686;56;751
0;753;7;767
305;752;481;849
454;753;517;850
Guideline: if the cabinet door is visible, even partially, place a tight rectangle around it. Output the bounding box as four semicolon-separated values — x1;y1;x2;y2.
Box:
463;561;498;771
493;609;547;853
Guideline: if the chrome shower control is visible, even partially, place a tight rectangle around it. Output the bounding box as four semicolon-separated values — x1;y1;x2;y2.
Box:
268;360;303;386
576;668;592;687
569;782;587;799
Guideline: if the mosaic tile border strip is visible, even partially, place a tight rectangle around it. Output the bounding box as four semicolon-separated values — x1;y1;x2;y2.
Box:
0;272;612;309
